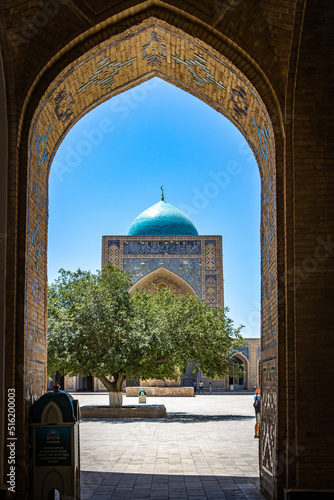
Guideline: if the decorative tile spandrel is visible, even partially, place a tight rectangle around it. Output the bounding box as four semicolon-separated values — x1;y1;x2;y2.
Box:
78;56;137;93
143;31;167;66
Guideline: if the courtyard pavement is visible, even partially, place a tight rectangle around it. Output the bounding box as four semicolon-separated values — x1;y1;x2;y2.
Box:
73;393;264;500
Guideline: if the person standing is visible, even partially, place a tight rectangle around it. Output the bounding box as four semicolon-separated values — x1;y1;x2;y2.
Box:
253;386;261;438
209;382;212;393
193;380;197;394
199;380;204;394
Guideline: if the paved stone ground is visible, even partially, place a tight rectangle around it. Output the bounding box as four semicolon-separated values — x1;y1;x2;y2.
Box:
74;393;264;500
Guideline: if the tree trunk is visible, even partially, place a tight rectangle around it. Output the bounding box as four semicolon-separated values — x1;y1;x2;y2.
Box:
98;372;126;408
108;391;123;408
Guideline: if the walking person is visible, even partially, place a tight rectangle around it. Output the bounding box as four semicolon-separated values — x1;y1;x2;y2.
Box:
253;386;261;438
199;380;204;394
193;380;197;394
209;382;212;393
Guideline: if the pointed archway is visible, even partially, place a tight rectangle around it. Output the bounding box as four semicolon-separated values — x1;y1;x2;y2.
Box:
23;15;278;499
129;267;197;296
229;352;249;390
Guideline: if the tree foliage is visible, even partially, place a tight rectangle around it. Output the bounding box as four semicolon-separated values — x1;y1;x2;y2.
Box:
48;263;244;402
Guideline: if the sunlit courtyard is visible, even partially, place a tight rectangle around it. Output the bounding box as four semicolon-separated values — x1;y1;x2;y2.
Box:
75;394;264;499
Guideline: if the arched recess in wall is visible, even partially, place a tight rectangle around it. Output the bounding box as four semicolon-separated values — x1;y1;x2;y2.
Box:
129;267;197;296
24;16;279;485
230;352;249;389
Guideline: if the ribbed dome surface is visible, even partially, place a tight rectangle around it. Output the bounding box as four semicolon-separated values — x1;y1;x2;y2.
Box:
128;201;198;236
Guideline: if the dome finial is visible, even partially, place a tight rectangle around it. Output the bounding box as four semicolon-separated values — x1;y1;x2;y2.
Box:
160;185;165;201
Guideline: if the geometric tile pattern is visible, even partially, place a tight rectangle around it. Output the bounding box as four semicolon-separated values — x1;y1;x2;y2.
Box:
251;116;269;172
109;244;120;267
31;215;44;273
123;257;202;297
25;359;46;403
204;275;218;306
124;240;201;255
102;235;224;307
78;56;137;93
172;52;226;91
30;278;43;303
205;242;216;270
32;182;44;208
54;88;74;122
34;124;53;177
230;346;250;360
142;31;166;66
260;391;277;478
231;85;248;118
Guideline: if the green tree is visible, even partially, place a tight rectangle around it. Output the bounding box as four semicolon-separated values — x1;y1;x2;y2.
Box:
48;263;244;407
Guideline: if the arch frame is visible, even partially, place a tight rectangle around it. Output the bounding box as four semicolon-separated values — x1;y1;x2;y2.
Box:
13;10;286;500
229;351;249;389
25;15;278;390
129;267;197;295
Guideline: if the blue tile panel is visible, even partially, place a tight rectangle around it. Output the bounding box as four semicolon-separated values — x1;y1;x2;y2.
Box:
171;52;226;91
128;201;198;236
124;240;201;255
123;258;202;297
230;346;250;360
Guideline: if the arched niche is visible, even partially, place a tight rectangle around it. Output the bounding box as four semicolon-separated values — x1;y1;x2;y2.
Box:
229;352;249;389
41;401;63;425
129;267;197;296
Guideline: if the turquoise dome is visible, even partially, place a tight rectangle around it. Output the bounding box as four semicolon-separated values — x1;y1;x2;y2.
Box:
128;201;198;236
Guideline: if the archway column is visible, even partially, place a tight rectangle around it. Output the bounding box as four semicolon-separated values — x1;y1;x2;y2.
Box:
0;49;8;495
278;2;334;497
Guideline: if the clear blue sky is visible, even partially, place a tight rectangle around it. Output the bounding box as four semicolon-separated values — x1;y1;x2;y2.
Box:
48;77;261;337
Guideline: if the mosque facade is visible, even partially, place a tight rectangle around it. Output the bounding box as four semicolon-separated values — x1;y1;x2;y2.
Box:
50;197;260;393
103;200;224;308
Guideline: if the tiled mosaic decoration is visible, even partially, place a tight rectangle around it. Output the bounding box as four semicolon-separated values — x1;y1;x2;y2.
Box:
102;235;224;307
123;257;202;296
